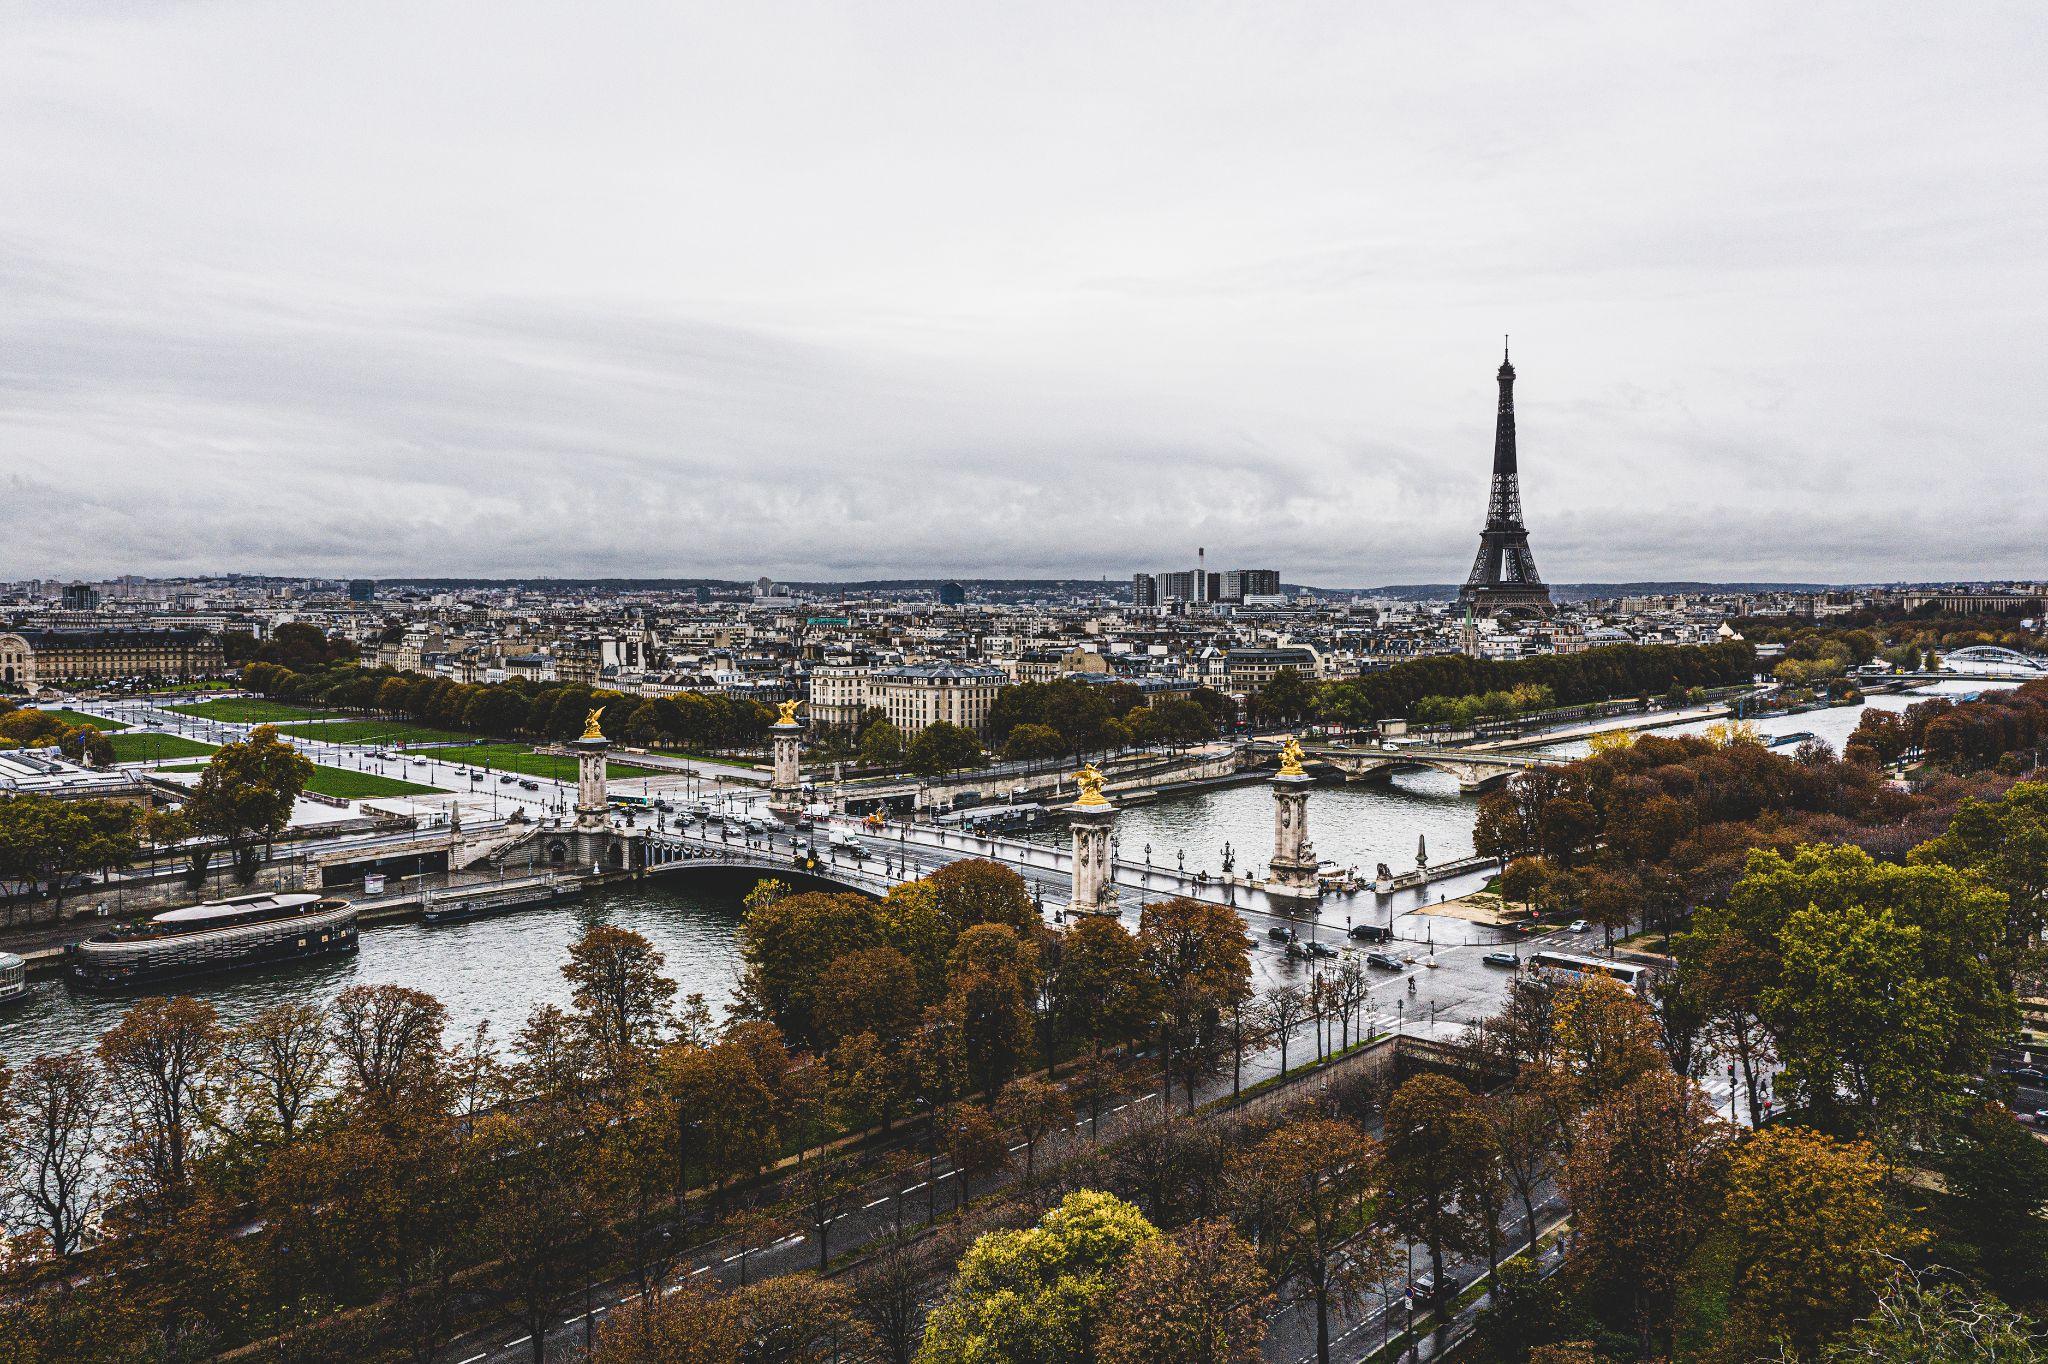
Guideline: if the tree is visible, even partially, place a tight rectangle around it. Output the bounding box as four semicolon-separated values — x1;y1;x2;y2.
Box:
1937;1100;2048;1306
925;858;1037;939
1384;1075;1492;1333
97;995;225;1220
1;1051;104;1256
1910;781;2048;987
225;1001;329;1149
0;795;140;914
181;725;314;883
937;1102;1007;1212
1257;668;1315;726
812;946;921;1049
562;923;676;1085
1560;1071;1727;1357
1548;975;1665;1111
917;1189;1158;1364
944;923;1039;1097
328;983;450;1117
908;722;983;777
1819;1266;2048;1363
859;719;906;769
1481;1087;1557;1260
595;1274;875;1364
1139;897;1252;1111
1228;1117;1386;1364
1263;983;1310;1076
1002;722;1066;766
1050;916;1157;1071
995;1075;1072;1181
1099;1219;1271;1364
1721;1124;1925;1357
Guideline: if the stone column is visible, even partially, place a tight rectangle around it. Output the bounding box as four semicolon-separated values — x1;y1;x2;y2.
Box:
770;706;803;817
1266;738;1320;901
1066;764;1118;916
572;735;609;832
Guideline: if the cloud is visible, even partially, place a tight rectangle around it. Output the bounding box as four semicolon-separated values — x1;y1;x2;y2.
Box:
0;2;2044;584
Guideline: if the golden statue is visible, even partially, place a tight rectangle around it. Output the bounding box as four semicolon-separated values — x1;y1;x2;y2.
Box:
581;707;606;741
1277;735;1307;778
776;698;802;726
1073;762;1110;809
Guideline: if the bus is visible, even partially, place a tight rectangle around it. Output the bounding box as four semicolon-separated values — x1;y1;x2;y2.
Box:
1526;950;1651;994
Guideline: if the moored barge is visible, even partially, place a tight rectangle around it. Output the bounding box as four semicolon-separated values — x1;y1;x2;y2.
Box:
67;892;357;991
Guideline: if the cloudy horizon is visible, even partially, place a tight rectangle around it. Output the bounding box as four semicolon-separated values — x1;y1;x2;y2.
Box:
3;3;2044;585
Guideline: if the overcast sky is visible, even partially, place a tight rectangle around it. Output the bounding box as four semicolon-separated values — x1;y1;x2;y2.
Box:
2;3;2044;586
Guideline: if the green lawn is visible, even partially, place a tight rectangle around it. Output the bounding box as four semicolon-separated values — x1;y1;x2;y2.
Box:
35;708;129;731
109;732;218;763
165;697;343;723
159;761;439;799
464;742;660;781
274;719;476;747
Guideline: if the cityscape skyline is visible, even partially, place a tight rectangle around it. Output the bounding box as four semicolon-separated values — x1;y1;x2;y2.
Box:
6;5;2045;583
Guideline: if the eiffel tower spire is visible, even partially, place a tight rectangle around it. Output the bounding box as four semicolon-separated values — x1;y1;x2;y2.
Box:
1459;340;1552;616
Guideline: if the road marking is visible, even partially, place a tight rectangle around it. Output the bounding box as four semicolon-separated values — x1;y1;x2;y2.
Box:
504;1338;531;1350
689;1265;712;1276
455;1354;487;1364
863;1196;888;1209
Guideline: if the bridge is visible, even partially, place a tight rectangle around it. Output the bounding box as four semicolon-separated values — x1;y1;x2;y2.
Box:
1939;646;2048;674
1250;739;1565;792
637;815;1493;927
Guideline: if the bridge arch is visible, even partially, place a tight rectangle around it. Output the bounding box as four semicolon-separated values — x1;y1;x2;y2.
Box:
1943;645;2048;672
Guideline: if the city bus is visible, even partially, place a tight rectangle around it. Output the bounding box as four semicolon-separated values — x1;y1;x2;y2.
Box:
1525;950;1651;994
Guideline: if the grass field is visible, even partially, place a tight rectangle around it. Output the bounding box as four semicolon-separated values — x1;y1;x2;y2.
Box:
33;708;130;731
164;698;343;723
274;719;477;747
463;742;660;781
160;762;437;799
108;732;217;763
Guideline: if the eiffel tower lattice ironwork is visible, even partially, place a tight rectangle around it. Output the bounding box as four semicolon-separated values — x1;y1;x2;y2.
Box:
1458;339;1553;616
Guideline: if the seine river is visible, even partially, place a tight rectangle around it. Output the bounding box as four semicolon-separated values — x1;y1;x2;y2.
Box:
0;680;2010;1066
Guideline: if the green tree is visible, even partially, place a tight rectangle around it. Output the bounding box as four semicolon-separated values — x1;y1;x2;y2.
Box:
1819;1267;2048;1363
1002;722;1066;765
1256;668;1314;726
859;719;906;768
917;1189;1159;1364
182;724;314;883
1910;781;2048;987
907;722;984;777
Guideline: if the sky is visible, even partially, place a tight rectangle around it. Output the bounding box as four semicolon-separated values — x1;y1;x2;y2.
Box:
2;2;2044;587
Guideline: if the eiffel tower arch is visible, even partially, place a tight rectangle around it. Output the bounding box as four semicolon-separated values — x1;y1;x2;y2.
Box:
1458;341;1554;617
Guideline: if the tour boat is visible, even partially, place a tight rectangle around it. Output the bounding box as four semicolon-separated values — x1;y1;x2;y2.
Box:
66;892;357;991
0;951;27;1005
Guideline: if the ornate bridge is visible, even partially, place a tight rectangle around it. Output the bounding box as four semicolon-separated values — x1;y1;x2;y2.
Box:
1254;740;1565;792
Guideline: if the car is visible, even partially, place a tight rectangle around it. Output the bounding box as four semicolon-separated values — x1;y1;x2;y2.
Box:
1569;919;1588;933
2003;1066;2046;1086
519;780;540;791
499;775;515;784
1288;940;1338;960
1366;951;1404;971
1483;951;1523;969
1347;923;1392;943
1267;925;1297;943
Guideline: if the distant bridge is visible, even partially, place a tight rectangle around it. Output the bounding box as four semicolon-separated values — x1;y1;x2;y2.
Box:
1252;740;1565;792
1940;646;2048;674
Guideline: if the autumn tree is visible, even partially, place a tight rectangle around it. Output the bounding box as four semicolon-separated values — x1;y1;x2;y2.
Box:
1139;897;1252;1111
944;923;1039;1097
563;923;676;1086
1229;1117;1387;1364
994;1075;1072;1181
1720;1124;1924;1358
224;1000;330;1149
97;995;225;1219
1;1052;104;1256
1561;1071;1727;1357
1548;975;1665;1111
1385;1075;1493;1333
1049;915;1158;1069
1099;1219;1271;1364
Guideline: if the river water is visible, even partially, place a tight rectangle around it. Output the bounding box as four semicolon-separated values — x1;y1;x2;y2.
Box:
0;681;2010;1066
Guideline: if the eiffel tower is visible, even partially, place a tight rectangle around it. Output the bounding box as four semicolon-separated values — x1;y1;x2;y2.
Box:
1458;340;1553;616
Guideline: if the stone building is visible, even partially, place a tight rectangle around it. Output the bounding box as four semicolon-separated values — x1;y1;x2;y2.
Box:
0;629;224;690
